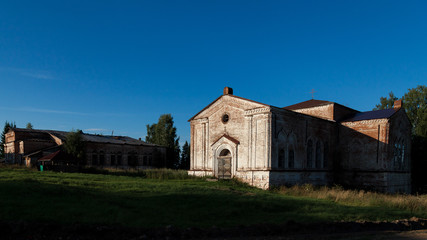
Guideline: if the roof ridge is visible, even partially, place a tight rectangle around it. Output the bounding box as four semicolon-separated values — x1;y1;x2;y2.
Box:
283;99;333;110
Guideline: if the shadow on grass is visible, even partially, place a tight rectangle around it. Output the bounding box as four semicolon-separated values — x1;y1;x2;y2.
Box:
0;177;418;228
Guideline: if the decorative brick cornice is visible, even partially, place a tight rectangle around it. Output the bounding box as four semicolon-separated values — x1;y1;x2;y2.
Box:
295;105;329;113
196;118;209;123
341;119;388;126
244;107;271;116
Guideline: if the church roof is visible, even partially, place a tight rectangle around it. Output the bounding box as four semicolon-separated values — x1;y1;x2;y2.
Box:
342;108;399;122
283;99;333;110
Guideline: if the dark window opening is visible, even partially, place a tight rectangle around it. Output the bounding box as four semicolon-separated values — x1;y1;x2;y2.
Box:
99;152;105;166
111;155;116;166
92;154;98;166
117;154;122;166
288;149;294;169
222;114;229;123
128;152;138;167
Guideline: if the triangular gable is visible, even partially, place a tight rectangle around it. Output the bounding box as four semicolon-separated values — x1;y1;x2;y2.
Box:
188;94;270;121
211;134;240;147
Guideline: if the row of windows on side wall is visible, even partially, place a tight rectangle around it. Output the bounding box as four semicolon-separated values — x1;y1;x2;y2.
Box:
277;140;328;169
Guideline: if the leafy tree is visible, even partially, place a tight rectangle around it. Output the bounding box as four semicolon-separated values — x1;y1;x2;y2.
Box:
373;92;398;110
26;122;33;129
63;129;86;165
1;121;16;159
402;85;427;137
179;141;190;170
146;114;180;168
374;86;427;137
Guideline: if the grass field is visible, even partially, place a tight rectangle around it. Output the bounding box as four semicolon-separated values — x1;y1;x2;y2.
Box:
0;166;426;228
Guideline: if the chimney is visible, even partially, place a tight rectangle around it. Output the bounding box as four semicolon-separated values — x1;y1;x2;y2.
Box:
394;99;403;109
223;87;233;95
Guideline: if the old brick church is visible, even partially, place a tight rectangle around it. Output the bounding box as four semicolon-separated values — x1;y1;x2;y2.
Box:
188;87;412;193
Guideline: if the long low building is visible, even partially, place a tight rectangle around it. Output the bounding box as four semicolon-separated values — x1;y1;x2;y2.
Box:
4;128;167;169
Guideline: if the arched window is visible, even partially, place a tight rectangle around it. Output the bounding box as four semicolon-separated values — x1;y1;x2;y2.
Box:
288;149;294;169
393;138;406;170
315;141;322;168
278;148;285;169
219;149;231;156
307;139;313;168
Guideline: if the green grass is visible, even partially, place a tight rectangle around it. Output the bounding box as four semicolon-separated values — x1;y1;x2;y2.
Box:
0;165;426;228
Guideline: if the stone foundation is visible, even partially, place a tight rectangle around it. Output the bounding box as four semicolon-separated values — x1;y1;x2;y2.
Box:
339;171;411;193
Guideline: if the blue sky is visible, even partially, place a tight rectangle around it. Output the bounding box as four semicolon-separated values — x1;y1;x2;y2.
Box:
1;0;426;145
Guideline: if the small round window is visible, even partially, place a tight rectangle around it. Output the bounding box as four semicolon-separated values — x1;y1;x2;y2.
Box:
222;113;229;123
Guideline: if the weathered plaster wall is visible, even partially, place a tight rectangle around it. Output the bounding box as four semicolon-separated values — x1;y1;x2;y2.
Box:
190;95;270;178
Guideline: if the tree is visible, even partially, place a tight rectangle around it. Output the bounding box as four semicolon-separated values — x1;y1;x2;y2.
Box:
179;141;190;170
63;129;86;165
146;114;180;168
1;121;16;159
26;122;33;129
373;92;398;110
402;85;427;137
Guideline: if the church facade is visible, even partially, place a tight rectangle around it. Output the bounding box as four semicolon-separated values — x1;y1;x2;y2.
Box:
188;87;412;193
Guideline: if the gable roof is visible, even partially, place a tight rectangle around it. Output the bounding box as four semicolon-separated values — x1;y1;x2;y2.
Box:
188;94;270;122
341;108;398;122
39;150;62;161
38;150;74;162
283;99;333;110
23;145;61;158
10;128;160;147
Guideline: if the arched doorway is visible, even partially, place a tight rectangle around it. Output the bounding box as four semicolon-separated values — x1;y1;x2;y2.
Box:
217;149;232;179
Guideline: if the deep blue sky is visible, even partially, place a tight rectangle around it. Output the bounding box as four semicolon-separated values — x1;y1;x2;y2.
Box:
1;1;426;145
